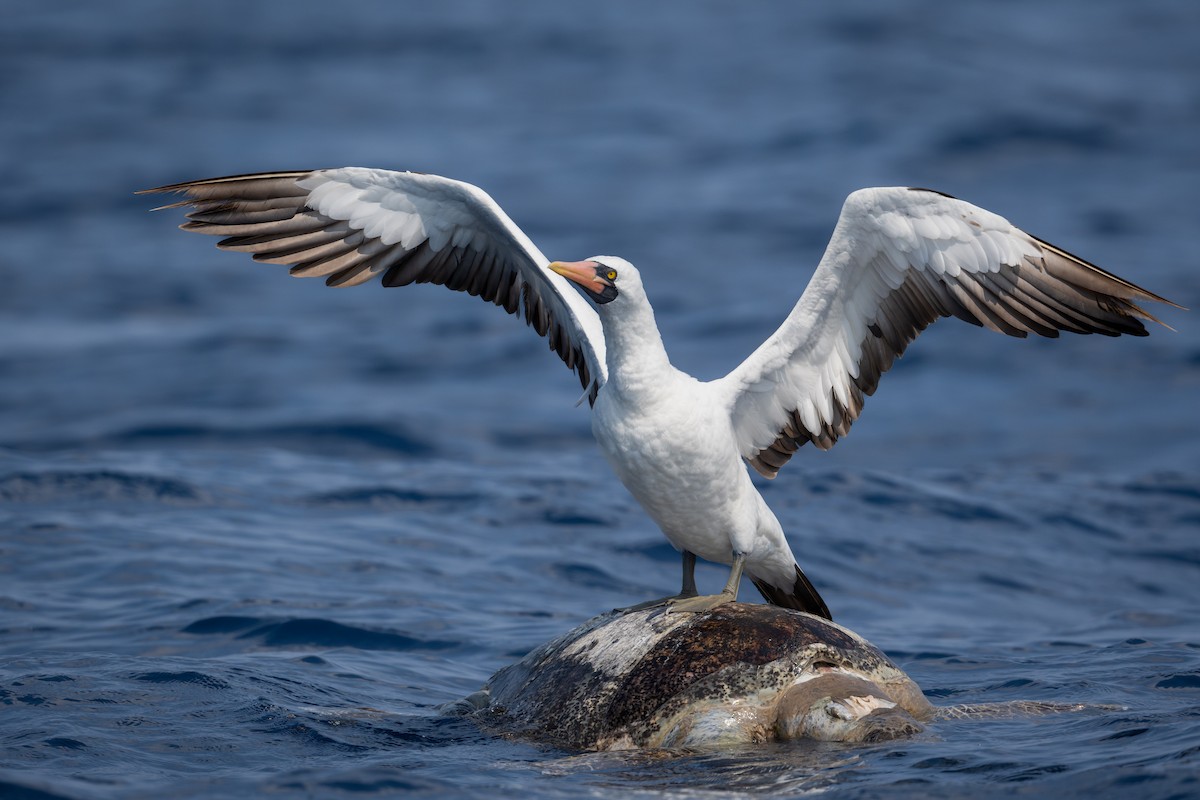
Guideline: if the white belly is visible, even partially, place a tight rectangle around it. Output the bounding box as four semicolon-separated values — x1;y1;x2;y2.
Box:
591;377;768;567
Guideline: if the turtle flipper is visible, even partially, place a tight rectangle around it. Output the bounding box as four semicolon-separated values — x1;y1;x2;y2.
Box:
934;700;1124;720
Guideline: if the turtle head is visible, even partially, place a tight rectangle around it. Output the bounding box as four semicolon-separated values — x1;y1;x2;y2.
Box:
774;672;925;743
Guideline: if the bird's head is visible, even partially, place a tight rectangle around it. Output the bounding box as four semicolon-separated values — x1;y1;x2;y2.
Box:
548;256;643;310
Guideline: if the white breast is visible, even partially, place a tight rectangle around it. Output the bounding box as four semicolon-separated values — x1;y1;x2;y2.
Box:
591;376;754;566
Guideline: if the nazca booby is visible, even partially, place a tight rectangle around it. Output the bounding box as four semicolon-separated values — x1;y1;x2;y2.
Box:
143;169;1180;620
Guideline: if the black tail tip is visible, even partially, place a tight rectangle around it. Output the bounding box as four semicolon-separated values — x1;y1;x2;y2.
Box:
751;565;833;620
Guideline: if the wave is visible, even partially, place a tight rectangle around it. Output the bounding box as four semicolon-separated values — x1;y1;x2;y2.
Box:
0;470;205;504
7;421;436;458
183;616;459;651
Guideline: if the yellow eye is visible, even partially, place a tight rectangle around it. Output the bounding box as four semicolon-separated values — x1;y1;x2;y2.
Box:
606;270;618;281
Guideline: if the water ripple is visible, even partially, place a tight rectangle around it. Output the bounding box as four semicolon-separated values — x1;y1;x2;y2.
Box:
183;616;460;652
0;470;205;504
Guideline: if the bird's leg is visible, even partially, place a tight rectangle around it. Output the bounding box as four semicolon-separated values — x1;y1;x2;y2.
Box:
618;551;700;612
679;550;698;598
663;552;745;614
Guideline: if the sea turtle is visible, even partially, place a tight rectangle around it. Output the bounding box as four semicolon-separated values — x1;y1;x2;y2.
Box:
452;603;1091;750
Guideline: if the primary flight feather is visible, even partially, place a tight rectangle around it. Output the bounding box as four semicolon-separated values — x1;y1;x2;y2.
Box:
143;168;1180;619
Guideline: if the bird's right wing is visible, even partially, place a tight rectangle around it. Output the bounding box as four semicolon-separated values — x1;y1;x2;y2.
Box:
720;187;1180;479
142;168;607;401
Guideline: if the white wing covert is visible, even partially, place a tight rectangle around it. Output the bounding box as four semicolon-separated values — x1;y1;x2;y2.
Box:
721;187;1176;479
143;168;607;401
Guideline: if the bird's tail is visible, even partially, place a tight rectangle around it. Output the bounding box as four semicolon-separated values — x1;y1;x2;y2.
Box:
750;564;832;620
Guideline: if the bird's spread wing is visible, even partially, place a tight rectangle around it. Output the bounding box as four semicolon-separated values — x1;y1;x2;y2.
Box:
721;187;1180;479
141;168;607;400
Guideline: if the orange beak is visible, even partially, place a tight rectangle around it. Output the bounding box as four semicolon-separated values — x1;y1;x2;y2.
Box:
548;260;608;294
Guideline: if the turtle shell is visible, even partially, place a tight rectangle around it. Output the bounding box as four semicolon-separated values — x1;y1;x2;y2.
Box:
478;603;927;750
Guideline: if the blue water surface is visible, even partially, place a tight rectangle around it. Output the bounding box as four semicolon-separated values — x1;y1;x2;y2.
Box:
2;2;1199;798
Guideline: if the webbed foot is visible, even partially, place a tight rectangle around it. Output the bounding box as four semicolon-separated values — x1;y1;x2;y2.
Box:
660;590;736;614
616;590;698;613
620;550;746;615
658;551;745;613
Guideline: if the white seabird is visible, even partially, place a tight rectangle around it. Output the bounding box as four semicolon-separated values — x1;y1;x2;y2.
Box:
143;168;1180;620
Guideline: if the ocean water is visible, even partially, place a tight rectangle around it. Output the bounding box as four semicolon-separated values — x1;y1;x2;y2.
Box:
2;2;1198;797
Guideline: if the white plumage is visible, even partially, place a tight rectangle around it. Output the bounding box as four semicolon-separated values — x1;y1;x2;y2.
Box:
144;169;1179;619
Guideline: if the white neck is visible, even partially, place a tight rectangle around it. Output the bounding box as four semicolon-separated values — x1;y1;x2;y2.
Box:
599;298;674;403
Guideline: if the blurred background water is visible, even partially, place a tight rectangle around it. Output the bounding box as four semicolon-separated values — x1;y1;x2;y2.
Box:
2;1;1198;797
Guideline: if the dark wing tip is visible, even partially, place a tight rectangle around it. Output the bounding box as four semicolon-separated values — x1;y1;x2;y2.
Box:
900;194;1184;317
137;170;321;197
1032;234;1185;313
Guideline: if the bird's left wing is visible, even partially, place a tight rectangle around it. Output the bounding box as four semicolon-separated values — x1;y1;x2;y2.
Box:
719;187;1179;479
141;168;607;399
